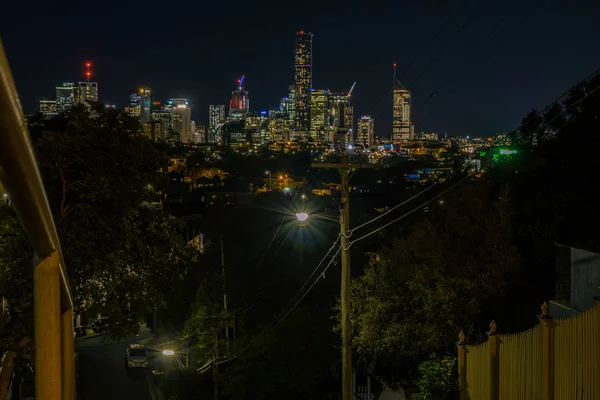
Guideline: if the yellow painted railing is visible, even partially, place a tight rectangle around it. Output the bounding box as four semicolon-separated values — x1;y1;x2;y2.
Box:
458;300;600;400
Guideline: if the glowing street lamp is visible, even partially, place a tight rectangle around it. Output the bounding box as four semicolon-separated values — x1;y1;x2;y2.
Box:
296;213;309;222
265;170;272;190
162;349;175;356
296;212;338;223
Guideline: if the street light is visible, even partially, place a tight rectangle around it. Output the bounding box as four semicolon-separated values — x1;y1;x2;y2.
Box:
162;349;175;356
295;213;338;223
296;213;308;222
265;170;272;191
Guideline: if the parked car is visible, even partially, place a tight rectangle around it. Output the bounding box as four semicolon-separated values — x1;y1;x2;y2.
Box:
91;317;111;334
126;344;148;368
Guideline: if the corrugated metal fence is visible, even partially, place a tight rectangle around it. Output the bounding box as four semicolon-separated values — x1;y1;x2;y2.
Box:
457;300;600;400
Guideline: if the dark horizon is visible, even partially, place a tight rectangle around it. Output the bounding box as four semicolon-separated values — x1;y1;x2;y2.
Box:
2;0;600;137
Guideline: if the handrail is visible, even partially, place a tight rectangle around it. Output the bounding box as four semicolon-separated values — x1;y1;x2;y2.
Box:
0;38;73;310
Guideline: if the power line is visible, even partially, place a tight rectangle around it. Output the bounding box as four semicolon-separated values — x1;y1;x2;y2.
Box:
399;15;456;78
349;182;437;234
346;173;473;248
415;4;538;128
519;66;600;130
253;189;299;269
215;246;342;366
411;13;479;87
269;236;340;325
542;79;600;127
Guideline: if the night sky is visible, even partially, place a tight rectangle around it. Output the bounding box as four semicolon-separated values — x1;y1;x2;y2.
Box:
2;0;599;137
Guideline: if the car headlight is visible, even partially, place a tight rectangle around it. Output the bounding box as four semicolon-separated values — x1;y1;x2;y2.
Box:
128;361;135;367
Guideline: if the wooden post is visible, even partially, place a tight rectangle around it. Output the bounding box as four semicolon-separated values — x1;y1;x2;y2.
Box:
34;251;62;400
61;308;75;400
488;320;500;400
594;297;600;398
457;331;468;400
539;302;553;400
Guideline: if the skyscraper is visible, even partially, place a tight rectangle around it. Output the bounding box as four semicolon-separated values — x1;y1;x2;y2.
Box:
293;30;312;134
140;88;151;125
55;82;75;113
269;110;291;142
127;88;152;125
127;91;142;118
288;84;296;129
151;101;173;140
171;99;192;143
328;92;353;148
358;115;375;147
229;76;249;120
310;89;329;141
392;63;413;142
39;100;58;119
209;105;225;143
74;82;98;104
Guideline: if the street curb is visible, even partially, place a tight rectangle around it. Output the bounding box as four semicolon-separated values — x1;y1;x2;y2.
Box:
146;370;166;400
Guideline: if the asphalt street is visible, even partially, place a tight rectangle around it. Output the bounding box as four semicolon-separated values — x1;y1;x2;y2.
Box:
76;327;154;400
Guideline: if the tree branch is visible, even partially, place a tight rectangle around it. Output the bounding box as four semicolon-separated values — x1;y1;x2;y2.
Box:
0;336;30;397
60;168;69;216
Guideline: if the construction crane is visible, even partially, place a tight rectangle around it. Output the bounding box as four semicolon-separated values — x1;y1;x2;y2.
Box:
348;81;356;98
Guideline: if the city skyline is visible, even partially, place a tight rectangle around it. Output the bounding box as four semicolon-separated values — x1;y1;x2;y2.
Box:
2;1;600;137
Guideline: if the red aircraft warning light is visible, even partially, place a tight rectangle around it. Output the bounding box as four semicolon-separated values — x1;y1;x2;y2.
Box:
84;61;92;81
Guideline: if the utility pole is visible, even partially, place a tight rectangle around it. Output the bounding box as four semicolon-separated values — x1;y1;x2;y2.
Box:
213;327;219;400
312;153;374;400
220;235;230;354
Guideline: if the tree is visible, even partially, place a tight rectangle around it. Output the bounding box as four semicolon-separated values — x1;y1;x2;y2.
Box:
25;104;199;336
349;182;520;384
0;207;33;358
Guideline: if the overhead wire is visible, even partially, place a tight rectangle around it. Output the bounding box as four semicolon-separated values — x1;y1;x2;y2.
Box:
215;245;342;366
415;2;539;128
346;173;473;248
348;182;437;234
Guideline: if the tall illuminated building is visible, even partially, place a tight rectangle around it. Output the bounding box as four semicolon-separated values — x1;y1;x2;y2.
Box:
229;76;249;120
139;88;151;124
358;115;375;147
288;84;296;128
328;92;353;148
127;91;141;118
151;101;173;139
269;110;291;142
39;100;58;119
310;89;329;141
55;82;75;113
171;98;192;143
209;105;225;143
127;88;152;124
74;62;98;104
293;30;312;133
392;63;413;142
74;82;98;104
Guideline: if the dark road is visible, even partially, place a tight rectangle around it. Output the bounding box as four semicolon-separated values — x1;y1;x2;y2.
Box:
76;328;154;400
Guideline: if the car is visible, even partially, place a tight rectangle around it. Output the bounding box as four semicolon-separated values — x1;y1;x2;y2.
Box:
126;344;148;368
91;317;111;335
